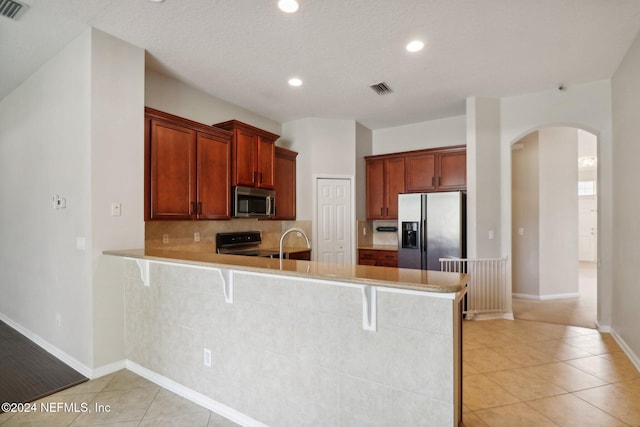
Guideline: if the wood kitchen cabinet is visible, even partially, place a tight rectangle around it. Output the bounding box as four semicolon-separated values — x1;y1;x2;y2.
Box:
213;120;279;190
144;107;232;220
366;156;405;220
405;146;466;192
288;250;311;261
358;249;398;267
273;146;298;220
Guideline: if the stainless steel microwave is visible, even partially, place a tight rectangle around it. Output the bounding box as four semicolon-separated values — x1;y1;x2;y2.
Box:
232;186;275;218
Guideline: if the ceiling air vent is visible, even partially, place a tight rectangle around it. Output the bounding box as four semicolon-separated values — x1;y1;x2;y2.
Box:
0;0;27;20
369;81;393;95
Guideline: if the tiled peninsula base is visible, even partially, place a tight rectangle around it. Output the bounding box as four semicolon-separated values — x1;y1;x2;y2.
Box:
118;258;464;426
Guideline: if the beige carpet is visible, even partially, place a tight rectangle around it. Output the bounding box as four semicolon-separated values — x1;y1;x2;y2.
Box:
512;262;597;329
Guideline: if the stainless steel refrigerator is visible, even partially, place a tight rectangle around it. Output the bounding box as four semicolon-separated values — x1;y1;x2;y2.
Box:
397;191;466;270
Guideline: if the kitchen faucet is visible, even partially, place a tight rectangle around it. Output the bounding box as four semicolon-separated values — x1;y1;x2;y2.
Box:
279;227;311;260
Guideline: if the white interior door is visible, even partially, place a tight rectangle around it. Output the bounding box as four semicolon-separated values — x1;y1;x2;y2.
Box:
316;178;352;264
579;196;597;262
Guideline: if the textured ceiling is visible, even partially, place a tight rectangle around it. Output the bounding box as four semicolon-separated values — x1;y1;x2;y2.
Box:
2;0;640;129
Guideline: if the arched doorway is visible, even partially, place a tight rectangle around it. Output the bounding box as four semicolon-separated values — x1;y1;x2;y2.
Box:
510;126;598;328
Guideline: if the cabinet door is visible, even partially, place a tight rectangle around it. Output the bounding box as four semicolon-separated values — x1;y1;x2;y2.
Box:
197;132;231;219
406;153;436;192
150;120;196;219
234;129;257;187
288;250;311;261
366;159;385;220
358;250;378;265
274;148;297;220
377;251;398;267
438;150;466;190
256;136;275;189
384;158;405;219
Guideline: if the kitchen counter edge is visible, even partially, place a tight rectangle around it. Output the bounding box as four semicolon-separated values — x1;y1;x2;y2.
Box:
104;248;468;296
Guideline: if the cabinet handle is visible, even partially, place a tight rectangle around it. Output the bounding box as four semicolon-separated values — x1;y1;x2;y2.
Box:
190;202;196;215
198;202;202;215
380;207;384;217
259;172;263;184
431;177;434;187
439;176;441;186
252;171;257;183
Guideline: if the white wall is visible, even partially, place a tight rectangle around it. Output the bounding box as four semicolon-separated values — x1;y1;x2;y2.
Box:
0;29;94;367
611;28;640;361
538;127;579;297
498;80;613;326
511;132;540;296
355;123;373;220
91;29;145;368
0;28;145;372
467;98;501;259
281;118;357;220
372;115;466;155
145;70;280;135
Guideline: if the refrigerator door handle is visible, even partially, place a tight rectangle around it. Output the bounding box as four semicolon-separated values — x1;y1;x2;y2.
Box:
422;219;427;252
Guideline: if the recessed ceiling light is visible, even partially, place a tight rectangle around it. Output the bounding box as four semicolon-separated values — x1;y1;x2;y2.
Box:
288;77;303;87
406;40;424;53
149;0;165;3
278;0;299;13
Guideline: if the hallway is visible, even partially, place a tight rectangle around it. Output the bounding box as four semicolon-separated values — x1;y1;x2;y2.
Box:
512;262;597;329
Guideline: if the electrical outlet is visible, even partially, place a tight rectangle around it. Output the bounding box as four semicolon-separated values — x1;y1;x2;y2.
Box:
203;348;212;367
194;232;200;242
163;234;169;244
55;314;62;327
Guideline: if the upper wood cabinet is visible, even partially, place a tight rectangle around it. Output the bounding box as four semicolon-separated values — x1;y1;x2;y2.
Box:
144;107;232;221
405;146;466;192
366;157;405;220
366;145;466;220
437;148;467;191
213;120;279;190
273;146;298;220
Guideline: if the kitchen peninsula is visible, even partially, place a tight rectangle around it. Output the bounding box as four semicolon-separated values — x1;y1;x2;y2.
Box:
105;248;468;426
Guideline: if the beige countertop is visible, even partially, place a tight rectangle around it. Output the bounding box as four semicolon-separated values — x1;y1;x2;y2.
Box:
105;248;467;295
262;246;311;254
357;245;398;252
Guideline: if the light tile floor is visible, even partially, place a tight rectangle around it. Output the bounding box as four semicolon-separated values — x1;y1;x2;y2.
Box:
1;318;638;426
463;318;640;427
0;369;239;427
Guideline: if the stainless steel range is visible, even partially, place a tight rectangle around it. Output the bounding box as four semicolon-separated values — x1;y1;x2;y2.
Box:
216;231;281;258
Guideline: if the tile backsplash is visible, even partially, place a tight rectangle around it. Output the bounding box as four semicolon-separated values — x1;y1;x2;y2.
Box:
145;219;312;252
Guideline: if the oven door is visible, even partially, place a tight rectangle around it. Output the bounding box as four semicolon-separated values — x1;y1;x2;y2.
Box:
233;186;275;218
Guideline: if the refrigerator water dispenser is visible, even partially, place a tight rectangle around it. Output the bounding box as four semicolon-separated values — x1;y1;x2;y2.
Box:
401;222;418;249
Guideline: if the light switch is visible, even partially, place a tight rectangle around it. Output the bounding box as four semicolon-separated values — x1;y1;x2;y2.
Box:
488;230;495;240
111;202;122;216
518;227;524;236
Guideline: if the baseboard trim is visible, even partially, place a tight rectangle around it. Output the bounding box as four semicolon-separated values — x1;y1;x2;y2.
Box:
610;327;640;373
513;292;580;301
125;360;267;427
465;312;514;321
0;312;93;378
